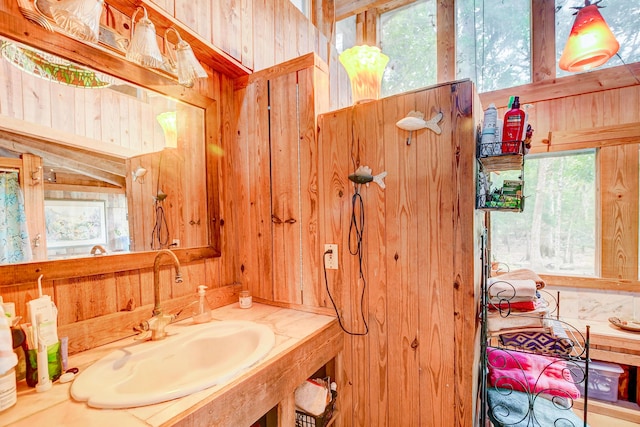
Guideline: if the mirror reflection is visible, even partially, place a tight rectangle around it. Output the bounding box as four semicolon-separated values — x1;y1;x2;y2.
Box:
0;36;207;264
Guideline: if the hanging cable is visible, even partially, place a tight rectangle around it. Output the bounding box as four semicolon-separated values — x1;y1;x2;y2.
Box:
322;182;369;336
151;151;170;249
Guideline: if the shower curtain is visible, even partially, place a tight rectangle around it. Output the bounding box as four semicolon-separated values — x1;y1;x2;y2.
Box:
0;172;32;263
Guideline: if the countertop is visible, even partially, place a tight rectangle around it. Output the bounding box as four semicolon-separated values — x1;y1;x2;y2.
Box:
2;303;341;427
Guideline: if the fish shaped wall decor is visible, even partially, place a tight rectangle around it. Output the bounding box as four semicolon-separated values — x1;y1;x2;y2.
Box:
348;165;387;189
396;110;444;145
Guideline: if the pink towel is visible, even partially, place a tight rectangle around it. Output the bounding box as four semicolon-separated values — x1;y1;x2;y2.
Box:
487;348;580;399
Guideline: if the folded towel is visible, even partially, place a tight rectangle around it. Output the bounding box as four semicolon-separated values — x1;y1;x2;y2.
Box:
488;278;537;303
487;348;581;400
487;306;548;334
495;268;545;289
487;387;588;427
488;295;547;313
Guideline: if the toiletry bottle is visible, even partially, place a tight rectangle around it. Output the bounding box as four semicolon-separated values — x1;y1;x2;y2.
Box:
192;285;212;324
0;306;18;412
501;96;526;153
481;103;498;156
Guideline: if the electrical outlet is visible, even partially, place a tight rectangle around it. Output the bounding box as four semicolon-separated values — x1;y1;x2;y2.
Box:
324;244;338;269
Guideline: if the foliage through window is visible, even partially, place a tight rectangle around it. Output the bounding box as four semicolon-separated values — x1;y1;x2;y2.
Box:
455;0;531;93
379;0;437;97
490;151;596;276
555;0;640;77
335;15;356;54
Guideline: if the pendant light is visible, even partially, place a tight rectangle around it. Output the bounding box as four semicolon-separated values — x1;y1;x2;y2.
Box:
338;45;389;104
126;6;164;69
559;0;620;72
164;28;208;88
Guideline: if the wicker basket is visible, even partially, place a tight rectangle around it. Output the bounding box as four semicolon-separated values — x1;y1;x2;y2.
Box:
295;391;337;427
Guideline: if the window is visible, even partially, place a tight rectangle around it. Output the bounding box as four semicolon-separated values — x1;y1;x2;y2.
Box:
290;0;309;17
335;15;356;54
379;0;437;97
555;0;640;77
490;151;596;276
456;0;531;92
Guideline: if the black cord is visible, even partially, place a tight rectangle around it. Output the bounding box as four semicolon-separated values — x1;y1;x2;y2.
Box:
151;201;169;250
322;183;369;336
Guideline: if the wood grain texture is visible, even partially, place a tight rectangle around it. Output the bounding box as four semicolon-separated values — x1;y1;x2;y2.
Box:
600;145;639;280
531;0;556;82
316;82;479;427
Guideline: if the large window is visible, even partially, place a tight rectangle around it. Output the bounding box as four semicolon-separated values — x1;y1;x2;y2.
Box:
455;0;531;92
490;151;596;276
379;0;437;97
335;15;356;54
556;0;640;77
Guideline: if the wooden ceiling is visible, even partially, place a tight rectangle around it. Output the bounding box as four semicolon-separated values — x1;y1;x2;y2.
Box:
335;0;417;20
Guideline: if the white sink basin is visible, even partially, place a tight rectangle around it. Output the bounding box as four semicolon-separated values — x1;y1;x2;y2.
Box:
70;320;276;409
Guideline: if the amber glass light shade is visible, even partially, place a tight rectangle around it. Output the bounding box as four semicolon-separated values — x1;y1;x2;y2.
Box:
338;45;389;104
156;111;177;149
559;4;620;72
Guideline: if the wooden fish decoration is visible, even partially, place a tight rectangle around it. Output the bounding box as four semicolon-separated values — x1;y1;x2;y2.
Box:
348;166;387;189
396;110;444;145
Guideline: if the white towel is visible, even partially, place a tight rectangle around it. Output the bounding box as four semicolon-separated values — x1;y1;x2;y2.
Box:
0;306;18;375
488;278;537;302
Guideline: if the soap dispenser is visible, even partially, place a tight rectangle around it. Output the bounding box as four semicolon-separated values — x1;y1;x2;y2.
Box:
192;285;212;324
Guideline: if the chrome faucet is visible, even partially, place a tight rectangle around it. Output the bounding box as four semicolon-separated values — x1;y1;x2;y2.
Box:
135;249;183;340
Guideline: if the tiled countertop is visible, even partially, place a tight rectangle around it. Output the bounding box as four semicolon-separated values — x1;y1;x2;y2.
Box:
3;303;340;426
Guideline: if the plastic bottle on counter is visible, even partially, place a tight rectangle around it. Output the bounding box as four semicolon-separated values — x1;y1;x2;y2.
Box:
480;103;499;155
0;306;17;412
501;96;526;153
192;285;212;324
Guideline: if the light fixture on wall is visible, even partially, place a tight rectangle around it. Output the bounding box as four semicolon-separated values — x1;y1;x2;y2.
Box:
126;6;164;70
338;45;389;104
164;27;207;88
156;111;177;149
46;0;104;43
559;0;620;72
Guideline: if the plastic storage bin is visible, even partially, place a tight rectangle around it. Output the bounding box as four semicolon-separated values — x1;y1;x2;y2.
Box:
571;360;623;402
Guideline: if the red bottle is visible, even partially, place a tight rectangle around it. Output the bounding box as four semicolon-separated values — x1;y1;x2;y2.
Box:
501;96;525;153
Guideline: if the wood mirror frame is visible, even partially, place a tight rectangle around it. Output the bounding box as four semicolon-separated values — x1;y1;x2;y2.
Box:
0;7;221;286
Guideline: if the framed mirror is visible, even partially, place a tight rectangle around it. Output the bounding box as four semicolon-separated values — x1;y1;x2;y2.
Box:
0;31;220;285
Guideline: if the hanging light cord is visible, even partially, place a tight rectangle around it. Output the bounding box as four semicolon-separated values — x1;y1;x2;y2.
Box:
151;152;170;250
322;183;369;336
151;201;169;250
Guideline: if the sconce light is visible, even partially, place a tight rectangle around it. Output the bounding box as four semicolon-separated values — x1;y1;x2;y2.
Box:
559;0;620;72
37;0;104;43
126;6;164;69
338;45;389;104
164;27;207;88
156;111;177;149
132;166;147;183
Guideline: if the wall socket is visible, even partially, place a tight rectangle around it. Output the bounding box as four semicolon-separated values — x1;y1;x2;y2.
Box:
324;244;338;269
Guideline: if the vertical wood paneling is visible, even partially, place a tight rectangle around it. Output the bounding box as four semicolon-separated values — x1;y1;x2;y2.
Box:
318;109;353;423
271;71;302;304
212;0;241;59
273;0;287;64
415;86;456;426
114;270;141;311
241;0;254;69
531;0;556;82
252;0;275;71
21;72;50;127
21;153;46;260
298;66;321;307
436;0;455;83
383;92;420;426
600;145;639;279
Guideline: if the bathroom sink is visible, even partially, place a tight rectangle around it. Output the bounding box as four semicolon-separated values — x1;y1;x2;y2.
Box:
70;320;276;409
